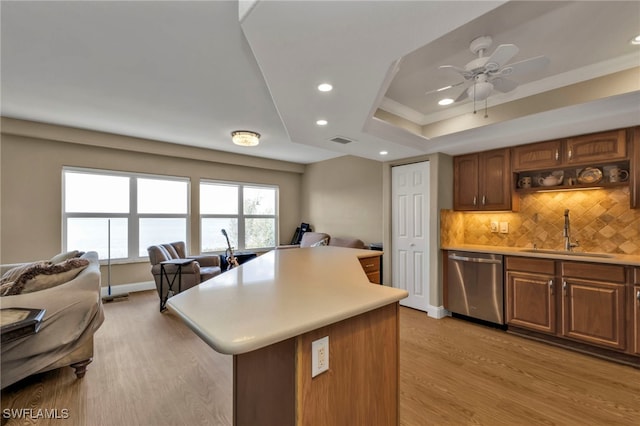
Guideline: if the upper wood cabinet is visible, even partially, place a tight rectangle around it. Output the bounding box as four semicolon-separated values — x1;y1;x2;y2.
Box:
631;126;640;209
454;148;512;211
566;129;627;165
513;129;627;172
512;139;563;172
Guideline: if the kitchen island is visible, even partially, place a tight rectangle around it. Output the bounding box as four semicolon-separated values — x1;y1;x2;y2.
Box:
167;246;407;426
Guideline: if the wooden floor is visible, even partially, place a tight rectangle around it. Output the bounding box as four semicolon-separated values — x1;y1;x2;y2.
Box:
2;290;639;426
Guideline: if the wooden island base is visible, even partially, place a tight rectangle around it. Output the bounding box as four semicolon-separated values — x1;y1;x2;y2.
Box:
234;302;399;426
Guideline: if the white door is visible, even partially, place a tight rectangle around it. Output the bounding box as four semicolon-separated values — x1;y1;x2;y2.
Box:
392;161;430;311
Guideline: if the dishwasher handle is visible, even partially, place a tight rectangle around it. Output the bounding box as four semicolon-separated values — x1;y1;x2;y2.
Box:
448;253;502;264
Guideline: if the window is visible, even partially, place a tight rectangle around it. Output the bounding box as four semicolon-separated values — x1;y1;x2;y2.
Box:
200;181;278;253
63;168;189;261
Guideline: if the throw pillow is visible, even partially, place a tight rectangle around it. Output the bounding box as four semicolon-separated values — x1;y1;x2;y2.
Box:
0;258;89;296
49;250;84;264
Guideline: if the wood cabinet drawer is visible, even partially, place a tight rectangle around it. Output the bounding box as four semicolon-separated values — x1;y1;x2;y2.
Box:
561;262;626;283
359;256;381;284
359;256;380;273
506;256;555;275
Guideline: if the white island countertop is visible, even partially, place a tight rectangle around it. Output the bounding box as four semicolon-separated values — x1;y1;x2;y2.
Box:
166;246;408;355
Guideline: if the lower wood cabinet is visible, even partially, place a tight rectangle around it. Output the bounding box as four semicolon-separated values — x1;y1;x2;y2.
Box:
506;257;556;334
506;257;636;360
561;262;627;351
634;267;640;355
359;255;381;284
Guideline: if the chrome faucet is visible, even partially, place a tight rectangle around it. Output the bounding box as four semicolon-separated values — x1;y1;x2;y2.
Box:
563;209;579;251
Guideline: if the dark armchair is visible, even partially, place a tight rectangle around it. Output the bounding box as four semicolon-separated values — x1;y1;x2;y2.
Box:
147;242;222;302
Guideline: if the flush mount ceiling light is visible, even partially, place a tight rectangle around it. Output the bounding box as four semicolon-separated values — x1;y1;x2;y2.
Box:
231;130;260;147
438;98;454;106
317;83;333;92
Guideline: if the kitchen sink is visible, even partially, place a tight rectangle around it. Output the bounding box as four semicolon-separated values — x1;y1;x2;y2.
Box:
520;249;614;258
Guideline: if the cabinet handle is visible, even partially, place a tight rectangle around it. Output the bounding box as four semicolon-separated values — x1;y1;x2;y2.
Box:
555;149;559;161
568;149;572;160
473;196;477;206
548;279;554;295
637;290;640;301
563;281;567;294
482;195;486;206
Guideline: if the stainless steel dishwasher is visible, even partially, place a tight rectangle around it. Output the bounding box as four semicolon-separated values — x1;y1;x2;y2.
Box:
447;251;504;325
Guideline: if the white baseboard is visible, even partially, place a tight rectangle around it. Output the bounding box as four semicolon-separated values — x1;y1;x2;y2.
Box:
101;281;155;297
426;305;449;319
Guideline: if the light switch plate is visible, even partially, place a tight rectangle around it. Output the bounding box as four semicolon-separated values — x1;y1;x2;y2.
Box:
311;336;329;378
499;222;509;234
490;221;499;233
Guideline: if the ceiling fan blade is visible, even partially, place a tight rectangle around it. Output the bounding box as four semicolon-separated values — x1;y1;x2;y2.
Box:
454;87;469;102
491;77;519;93
439;65;473;79
484;44;519;71
502;55;550;76
424;81;464;95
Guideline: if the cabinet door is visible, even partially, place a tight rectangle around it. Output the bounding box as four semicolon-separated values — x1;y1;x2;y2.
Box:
453;154;479;211
512;140;562;171
506;270;556;334
561;278;626;350
479;149;511;210
634;285;640;355
631;126;639;209
566;129;627;165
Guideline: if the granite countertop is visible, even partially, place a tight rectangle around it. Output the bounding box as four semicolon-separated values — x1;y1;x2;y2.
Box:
166;246;407;355
442;244;640;266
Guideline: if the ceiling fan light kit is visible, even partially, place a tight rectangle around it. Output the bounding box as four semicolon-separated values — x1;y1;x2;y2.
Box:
438;34;550;114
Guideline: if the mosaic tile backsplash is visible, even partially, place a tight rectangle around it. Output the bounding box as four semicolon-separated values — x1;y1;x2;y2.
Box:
441;187;640;255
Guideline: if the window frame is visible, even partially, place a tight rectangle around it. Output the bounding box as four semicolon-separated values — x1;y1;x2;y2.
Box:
62;167;190;263
199;179;279;253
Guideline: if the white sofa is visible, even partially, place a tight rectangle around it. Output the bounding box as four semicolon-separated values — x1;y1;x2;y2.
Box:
0;251;104;388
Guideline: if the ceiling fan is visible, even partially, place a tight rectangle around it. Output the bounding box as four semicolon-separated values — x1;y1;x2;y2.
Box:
438;35;550;106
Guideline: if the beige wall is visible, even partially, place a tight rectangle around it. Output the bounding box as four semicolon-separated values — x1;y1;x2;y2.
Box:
1;121;304;287
301;155;384;245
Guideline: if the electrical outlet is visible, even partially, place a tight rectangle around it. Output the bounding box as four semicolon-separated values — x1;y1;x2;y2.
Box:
312;336;329;378
499;222;509;234
490;221;499;233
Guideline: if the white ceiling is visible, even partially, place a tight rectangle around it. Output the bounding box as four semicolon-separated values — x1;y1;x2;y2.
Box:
1;1;639;164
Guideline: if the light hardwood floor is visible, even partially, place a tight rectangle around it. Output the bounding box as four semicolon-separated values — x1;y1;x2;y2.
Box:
2;290;639;425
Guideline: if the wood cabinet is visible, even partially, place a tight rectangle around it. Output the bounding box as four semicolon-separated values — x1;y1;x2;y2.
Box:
454;148;511;211
631;126;640;209
634;268;640;355
560;262;626;351
359;255;381;284
506;257;556;334
565;129;627;165
512;139;563;171
506;256;638;362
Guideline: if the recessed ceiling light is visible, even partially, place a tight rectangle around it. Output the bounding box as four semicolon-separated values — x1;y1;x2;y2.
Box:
438;98;454;106
316;119;328;126
379;151;388;156
632;35;640;45
317;83;333;92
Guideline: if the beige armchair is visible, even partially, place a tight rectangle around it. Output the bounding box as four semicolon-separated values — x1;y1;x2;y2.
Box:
147;242;222;303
